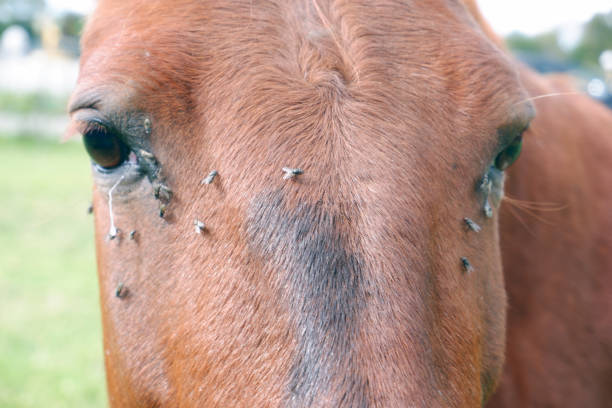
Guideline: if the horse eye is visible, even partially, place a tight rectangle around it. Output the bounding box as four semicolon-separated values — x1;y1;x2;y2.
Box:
82;123;129;169
494;135;523;171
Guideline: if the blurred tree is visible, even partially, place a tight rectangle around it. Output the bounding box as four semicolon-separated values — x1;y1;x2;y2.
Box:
507;31;566;58
506;10;612;73
505;31;574;74
57;12;84;56
0;1;86;56
570;11;612;69
58;12;84;38
0;0;45;21
0;0;45;45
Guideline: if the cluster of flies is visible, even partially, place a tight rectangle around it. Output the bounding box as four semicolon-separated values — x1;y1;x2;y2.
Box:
89;121;486;298
92;160;305;299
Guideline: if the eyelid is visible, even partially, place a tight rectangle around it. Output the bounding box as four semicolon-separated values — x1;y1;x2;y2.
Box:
497;119;530;147
82;119;110;133
67;108;150;152
74;119;100;135
71;113;119;138
68;88;103;115
64;117;105;142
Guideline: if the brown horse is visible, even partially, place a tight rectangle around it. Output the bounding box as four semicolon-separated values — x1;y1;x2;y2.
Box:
67;0;612;406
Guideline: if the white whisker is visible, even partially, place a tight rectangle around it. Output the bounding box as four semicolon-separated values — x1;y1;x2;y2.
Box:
514;91;581;107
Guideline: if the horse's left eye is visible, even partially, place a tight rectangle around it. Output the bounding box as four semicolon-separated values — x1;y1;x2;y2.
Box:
82;122;129;169
494;135;523;171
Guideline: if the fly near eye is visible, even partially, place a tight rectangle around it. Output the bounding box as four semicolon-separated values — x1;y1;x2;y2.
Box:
494;135;523;171
82;122;129;169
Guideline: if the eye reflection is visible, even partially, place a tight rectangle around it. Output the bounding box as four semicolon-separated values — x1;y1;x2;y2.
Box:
494;135;523;171
82;122;129;169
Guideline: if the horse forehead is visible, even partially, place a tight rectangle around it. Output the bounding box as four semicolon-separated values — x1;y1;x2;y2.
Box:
76;0;526;134
81;0;510;80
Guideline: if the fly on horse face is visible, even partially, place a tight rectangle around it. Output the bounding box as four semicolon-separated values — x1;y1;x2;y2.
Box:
68;0;612;406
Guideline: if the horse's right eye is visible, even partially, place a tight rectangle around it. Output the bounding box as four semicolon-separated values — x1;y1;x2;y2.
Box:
494;135;523;171
82;122;129;169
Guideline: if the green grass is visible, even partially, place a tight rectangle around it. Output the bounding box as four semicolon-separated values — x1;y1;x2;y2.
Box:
0;91;68;115
0;137;107;407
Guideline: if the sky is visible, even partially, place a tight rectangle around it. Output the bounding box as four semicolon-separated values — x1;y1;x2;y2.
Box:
45;0;612;36
45;0;96;15
477;0;611;36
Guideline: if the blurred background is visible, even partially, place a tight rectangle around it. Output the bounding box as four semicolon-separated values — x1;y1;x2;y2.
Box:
0;1;104;407
0;1;610;407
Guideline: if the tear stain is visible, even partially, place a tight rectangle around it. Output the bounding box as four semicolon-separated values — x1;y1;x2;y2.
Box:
487;167;505;208
106;174;126;241
478;173;493;218
478;166;505;218
143;118;152;135
483;200;493;218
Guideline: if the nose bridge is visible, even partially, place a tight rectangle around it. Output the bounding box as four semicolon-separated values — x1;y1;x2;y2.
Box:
245;183;465;406
247;189;370;406
355;207;445;402
344;170;492;405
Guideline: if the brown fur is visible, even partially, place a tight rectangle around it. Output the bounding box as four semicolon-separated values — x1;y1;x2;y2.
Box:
488;67;612;407
69;0;612;406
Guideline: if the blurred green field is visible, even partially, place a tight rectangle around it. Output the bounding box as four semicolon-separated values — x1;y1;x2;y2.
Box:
0;137;107;407
0;91;68;115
